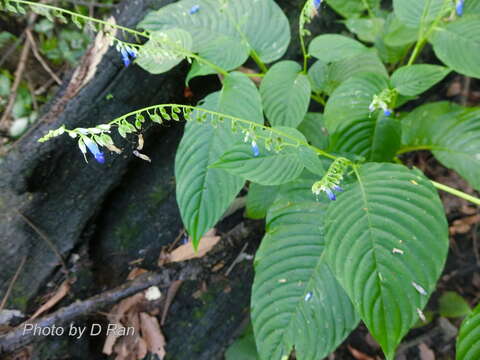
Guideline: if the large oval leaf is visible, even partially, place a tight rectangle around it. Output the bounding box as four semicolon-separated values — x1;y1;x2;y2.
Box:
260;61;311;127
309;34;367;63
325;163;449;359
139;0;290;65
175;72;263;247
308;50;387;95
430;16;480;79
393;0;448;28
457;302;480;360
324;72;389;132
391;64;450;96
136;29;193;74
401;102;480;191
211;128;305;185
252;175;359;360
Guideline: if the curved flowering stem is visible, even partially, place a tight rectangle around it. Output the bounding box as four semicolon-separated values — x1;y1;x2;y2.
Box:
4;0;149;39
112;104;337;159
299;0;322;73
39;103;338;161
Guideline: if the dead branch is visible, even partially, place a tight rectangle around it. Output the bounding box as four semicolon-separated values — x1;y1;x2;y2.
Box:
0;270;171;355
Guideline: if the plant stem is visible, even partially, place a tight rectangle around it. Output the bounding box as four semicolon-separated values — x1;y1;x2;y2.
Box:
11;0;148;38
250;50;268;73
311;93;326;106
431;181;480;206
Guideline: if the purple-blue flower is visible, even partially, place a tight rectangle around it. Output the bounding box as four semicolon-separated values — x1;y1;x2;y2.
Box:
332;185;343;192
84;138;105;164
189;5;200;14
251;141;260;157
312;0;322;9
120;47;137;67
456;0;465;16
325;188;336;201
384;109;392;116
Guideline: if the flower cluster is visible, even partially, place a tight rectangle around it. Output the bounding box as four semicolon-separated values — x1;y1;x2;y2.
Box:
311;157;350;201
368;89;396;117
119;46;137;67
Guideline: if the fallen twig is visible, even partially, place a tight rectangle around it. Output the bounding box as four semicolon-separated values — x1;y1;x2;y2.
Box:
25;29;62;85
0;271;170;355
0;256;27;312
0;38;31;132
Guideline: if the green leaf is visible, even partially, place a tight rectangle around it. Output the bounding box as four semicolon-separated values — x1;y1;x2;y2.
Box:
308;50;387;95
309;34;367;63
383;15;419;47
457;302;480;360
211;127;305;186
325;163;449;360
393;0;449;28
370;114;401;162
430;16;480;79
391;64;450;96
324;72;389;132
225;324;260;360
252;176;359;360
139;0;290;64
186;60;216;84
260;61;311;127
136;29;193;74
175;72;263;247
298;113;329;150
246;183;279;220
464;1;480;15
328;118;375;158
324;0;368;18
439;292;472;318
344;17;385;43
401;102;480;191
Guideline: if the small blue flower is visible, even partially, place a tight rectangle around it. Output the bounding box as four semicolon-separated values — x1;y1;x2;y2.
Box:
325;188;336;201
305;292;313;302
332;185;343;192
384;109;392;116
181;235;189;245
120;47;137;67
456;0;464;16
189;5;200;14
84;138;105;164
120;48;131;67
312;0;322;9
251;141;260;157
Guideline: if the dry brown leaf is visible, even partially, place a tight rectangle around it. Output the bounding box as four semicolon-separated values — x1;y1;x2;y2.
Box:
237;66;262;86
347;345;374;360
450;215;480;235
140;313;166;360
166;229;220;263
30;279;70;319
161;280;183;325
418;343;435;360
103;293;144;355
127;268;148;280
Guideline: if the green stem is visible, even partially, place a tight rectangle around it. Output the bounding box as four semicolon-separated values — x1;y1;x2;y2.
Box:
11;0;148;38
360;0;374;18
250;50;268;73
311;93;326;106
104;104;337;160
431;181;480;206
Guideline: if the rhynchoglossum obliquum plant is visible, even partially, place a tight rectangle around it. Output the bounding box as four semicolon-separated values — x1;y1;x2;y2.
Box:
3;0;480;358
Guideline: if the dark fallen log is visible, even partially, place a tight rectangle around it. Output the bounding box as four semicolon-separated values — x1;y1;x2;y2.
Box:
0;0;340;358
